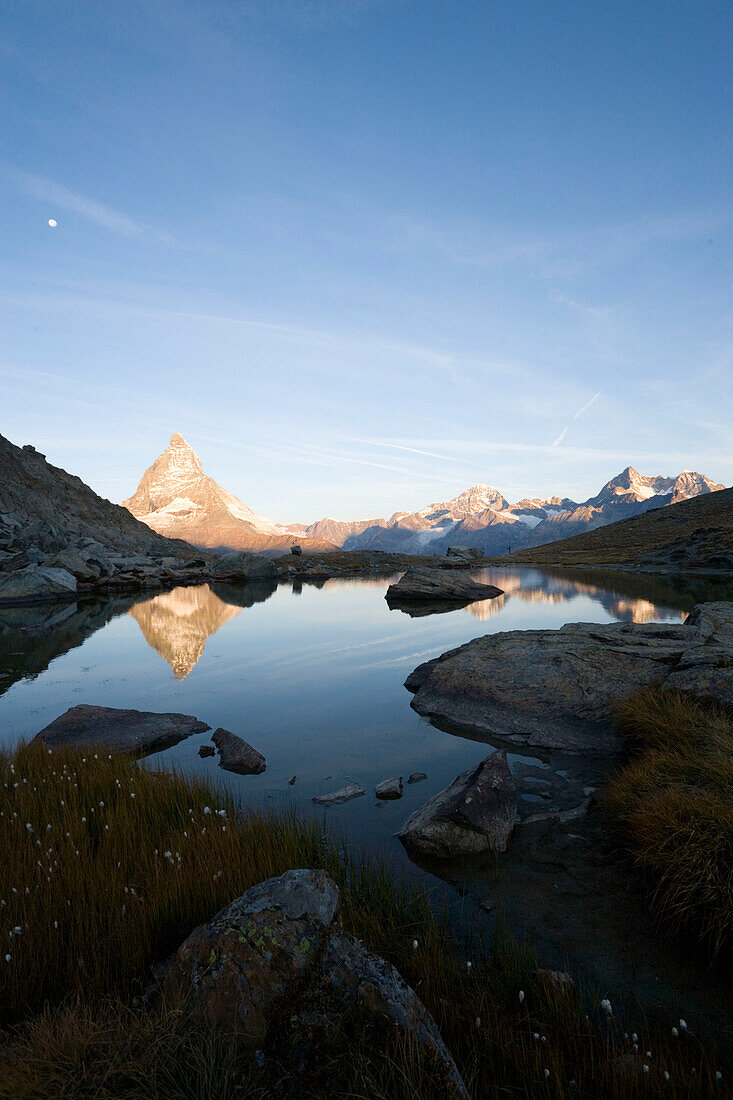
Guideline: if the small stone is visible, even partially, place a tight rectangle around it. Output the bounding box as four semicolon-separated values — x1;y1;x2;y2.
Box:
198;745;215;758
312;784;365;806
375;777;403;800
408;772;427;784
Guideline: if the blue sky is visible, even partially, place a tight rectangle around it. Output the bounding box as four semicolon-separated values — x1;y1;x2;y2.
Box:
1;0;731;522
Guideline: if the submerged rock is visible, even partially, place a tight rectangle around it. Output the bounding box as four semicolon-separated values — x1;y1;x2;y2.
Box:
34;704;210;755
211;727;266;774
405;607;733;752
386;568;502;607
312;783;365;806
408;772;428;784
398;751;515;858
375;776;403;800
153;869;468;1098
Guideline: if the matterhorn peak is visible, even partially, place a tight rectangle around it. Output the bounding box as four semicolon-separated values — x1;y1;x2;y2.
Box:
169;432;190;449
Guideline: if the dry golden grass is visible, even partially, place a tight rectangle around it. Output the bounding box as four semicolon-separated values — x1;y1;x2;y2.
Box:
609;689;733;960
0;743;726;1098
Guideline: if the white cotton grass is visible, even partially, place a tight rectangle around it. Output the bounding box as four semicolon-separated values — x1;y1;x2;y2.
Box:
600;998;612;1016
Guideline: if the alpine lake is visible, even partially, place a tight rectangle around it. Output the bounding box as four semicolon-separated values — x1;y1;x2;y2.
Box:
2;565;732;1051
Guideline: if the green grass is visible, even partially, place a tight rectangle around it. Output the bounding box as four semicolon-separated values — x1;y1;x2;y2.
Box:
0;742;726;1098
608;689;733;961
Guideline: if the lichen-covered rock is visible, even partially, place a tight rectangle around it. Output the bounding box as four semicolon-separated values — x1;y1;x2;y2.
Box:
398;751;515;858
312;783;365;805
158;869;341;1044
154;869;468;1098
211;727;266;774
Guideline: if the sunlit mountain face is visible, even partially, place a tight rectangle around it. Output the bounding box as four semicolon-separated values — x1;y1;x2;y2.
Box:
128;584;243;679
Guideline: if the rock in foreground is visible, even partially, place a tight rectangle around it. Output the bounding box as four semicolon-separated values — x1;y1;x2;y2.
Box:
406;603;733;753
398;751;515;858
386;568;502;606
211;727;266;774
155;869;468;1098
375;776;403;799
0;565;77;606
34;704;210;755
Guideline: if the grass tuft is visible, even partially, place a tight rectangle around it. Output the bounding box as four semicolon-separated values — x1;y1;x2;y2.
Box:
609;689;733;960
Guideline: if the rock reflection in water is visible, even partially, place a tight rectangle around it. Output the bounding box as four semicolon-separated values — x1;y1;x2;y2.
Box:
466;568;688;623
128;581;275;679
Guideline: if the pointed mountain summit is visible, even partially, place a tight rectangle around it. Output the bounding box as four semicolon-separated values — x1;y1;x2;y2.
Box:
123;435;333;553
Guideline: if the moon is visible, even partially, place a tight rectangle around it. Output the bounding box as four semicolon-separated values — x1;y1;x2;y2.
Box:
48;219;58;228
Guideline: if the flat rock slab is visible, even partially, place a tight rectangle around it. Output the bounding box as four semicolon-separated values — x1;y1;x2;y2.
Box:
398;751;515;858
386;568;502;606
312;783;365;806
34;704;210;756
405;603;733;753
0;565;77;606
211;727;266;774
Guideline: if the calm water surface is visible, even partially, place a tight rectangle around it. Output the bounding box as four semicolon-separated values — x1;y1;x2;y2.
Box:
1;565;731;1043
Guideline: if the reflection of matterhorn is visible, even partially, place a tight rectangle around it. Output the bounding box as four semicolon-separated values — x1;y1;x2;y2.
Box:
129;584;242;679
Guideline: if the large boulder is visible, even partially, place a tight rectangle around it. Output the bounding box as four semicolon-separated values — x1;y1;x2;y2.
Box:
211;551;277;582
397;751;516;858
34;704;210;756
386;568;502;606
0;565;77;606
211;727;266;774
405;611;733;753
155;869;468;1098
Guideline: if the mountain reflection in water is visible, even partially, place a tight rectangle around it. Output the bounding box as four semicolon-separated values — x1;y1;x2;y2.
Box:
128;581;275;679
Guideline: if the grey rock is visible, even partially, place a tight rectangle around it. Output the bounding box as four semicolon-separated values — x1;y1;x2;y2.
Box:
408;772;428;784
0;566;77;606
446;546;484;560
312;783;365;806
375;776;403;800
198;744;215;758
398;751;515;858
291;544;302;556
211;727;266;774
34;704;210;755
154;869;467;1096
405;608;733;752
520;795;594;827
322;932;469;1099
46;548;103;582
386;568;502;606
210;551;278;582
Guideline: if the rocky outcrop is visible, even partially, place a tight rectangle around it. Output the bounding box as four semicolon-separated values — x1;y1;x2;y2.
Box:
154;869;467;1098
406;603;733;753
0;565;77;605
210;551;278;582
397;751;516;858
33;704;210;755
385;568;503;606
211;727;266;774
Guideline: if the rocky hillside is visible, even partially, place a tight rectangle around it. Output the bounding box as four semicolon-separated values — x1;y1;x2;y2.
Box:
0;432;196;560
311;467;724;556
123;434;334;553
504;485;733;570
0;431;210;605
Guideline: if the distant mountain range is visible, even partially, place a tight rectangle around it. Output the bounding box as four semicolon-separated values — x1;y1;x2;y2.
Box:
298;466;725;556
507;484;733;571
123;434;333;553
122;435;725;556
